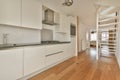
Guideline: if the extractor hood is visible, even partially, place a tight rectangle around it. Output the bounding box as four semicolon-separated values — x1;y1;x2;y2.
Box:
42;9;58;25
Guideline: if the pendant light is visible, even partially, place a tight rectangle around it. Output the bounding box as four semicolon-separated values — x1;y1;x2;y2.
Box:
63;0;73;6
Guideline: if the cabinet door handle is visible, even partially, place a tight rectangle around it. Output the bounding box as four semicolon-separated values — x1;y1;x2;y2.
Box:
45;51;64;57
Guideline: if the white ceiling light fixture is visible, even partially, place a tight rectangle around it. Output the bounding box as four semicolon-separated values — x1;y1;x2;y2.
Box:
63;0;73;6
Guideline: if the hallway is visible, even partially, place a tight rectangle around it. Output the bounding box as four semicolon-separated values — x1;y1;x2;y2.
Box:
29;48;120;80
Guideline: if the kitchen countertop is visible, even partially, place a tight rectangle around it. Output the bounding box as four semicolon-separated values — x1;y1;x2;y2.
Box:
0;42;71;50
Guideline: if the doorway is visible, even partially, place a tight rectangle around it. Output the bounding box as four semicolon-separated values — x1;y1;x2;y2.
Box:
90;30;97;48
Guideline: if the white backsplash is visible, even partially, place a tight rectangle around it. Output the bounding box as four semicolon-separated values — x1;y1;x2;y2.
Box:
0;25;41;44
55;33;67;42
41;29;53;41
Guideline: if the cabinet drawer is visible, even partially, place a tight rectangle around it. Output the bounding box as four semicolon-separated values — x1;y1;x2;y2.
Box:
45;45;63;55
45;50;64;66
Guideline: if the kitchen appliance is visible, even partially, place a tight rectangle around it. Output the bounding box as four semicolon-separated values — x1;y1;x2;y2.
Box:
43;8;58;25
70;24;76;36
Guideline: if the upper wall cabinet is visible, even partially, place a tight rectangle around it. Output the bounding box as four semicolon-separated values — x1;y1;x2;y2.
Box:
56;14;69;33
22;0;42;29
69;16;76;26
0;0;21;26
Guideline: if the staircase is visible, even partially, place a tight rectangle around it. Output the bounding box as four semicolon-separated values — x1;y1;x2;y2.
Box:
96;6;119;59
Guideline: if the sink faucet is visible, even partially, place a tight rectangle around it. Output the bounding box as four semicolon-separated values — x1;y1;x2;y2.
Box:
3;33;9;45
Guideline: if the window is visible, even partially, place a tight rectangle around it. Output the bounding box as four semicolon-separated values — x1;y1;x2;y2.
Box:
90;31;97;41
101;32;109;41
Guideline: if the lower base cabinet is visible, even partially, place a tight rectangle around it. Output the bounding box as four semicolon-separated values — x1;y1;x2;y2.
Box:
45;44;75;66
0;43;75;79
62;44;71;58
45;45;65;66
23;44;72;76
0;48;23;80
45;50;65;66
24;46;46;76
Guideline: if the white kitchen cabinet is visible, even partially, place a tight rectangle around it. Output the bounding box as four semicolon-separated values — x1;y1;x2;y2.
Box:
24;46;46;76
69;16;76;26
45;45;65;66
61;41;76;59
63;43;76;59
62;44;71;58
56;14;69;33
22;0;42;29
0;48;23;80
54;12;60;24
0;0;21;26
60;15;70;33
55;14;70;41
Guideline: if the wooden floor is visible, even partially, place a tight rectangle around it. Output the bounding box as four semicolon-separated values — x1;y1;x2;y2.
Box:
29;48;120;80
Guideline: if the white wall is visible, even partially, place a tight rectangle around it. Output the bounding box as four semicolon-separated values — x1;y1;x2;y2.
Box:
78;21;95;52
0;25;41;44
115;16;120;68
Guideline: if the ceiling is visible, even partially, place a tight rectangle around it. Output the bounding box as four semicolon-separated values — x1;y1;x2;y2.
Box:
41;0;120;27
93;0;120;7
